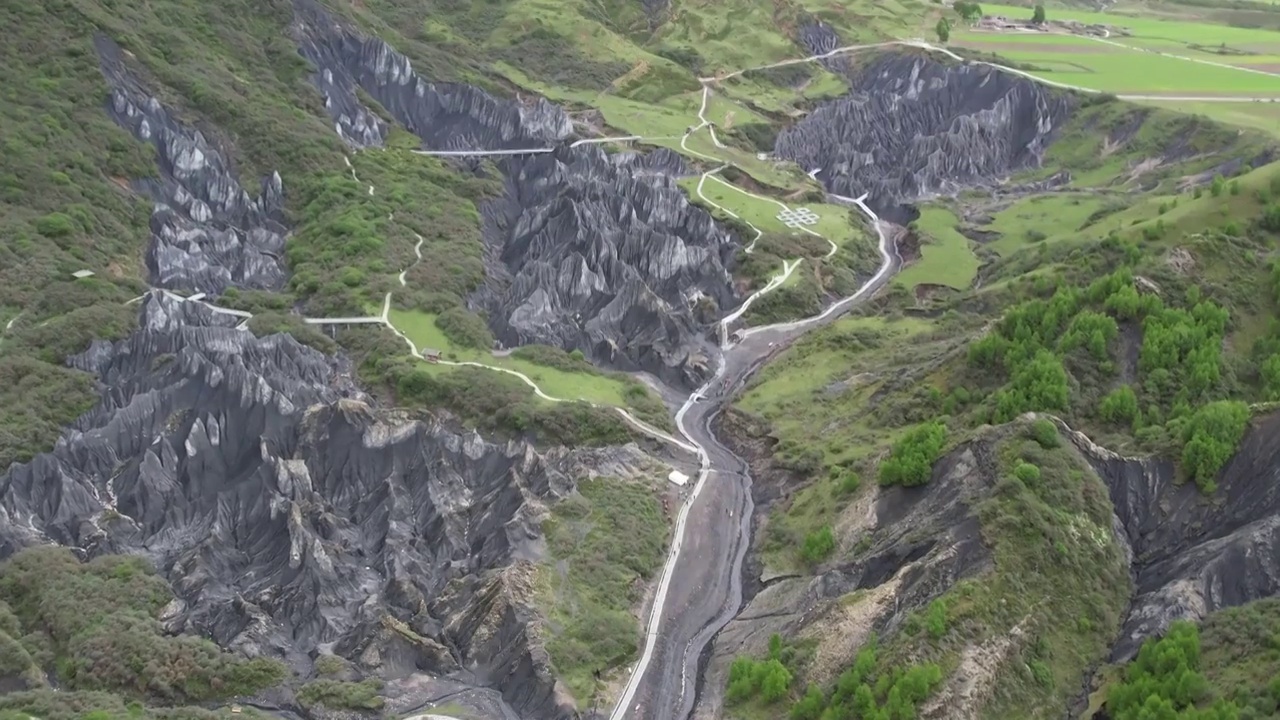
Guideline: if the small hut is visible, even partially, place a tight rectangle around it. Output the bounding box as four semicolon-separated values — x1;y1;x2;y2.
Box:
423;348;442;363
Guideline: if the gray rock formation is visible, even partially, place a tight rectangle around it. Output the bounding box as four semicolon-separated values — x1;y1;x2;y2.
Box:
477;146;740;388
293;0;571;151
0;292;654;719
96;36;289;295
1069;412;1280;661
774;53;1073;222
291;2;740;387
797;18;852;74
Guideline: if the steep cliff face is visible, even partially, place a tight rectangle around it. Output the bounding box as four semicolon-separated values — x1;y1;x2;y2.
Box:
1069;413;1280;662
96;36;289;295
477;146;739;387
774;53;1073;222
0;293;656;718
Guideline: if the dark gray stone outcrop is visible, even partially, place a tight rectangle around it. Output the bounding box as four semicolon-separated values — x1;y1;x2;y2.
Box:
477;146;740;388
775;53;1073;222
0;292;658;719
96;36;289;294
1071;412;1280;661
292;0;571;151
797;18;851;74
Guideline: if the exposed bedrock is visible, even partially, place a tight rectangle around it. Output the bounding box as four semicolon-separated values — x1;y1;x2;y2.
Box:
477;146;741;388
774;53;1073;223
1065;412;1280;662
0;293;656;719
95;36;289;295
292;0;571;151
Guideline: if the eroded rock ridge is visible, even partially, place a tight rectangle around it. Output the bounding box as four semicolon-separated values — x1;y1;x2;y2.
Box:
775;53;1073;222
96;36;289;294
293;2;741;385
292;0;571;151
1072;412;1280;661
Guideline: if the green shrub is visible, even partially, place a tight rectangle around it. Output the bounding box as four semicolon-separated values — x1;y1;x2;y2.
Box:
838;471;861;495
800;526;836;565
1028;418;1060;448
435;307;493;349
726;657;792;705
879;421;947;487
1099;385;1140;426
1013;462;1041;484
296;679;384;710
924;599;947;640
1180;400;1250;493
35;213;76;238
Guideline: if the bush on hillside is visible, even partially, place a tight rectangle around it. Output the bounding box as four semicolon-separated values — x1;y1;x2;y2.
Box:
1180;400;1250;493
879;421;947;487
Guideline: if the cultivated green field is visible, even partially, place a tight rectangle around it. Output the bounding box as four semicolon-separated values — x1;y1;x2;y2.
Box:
951;1;1280;132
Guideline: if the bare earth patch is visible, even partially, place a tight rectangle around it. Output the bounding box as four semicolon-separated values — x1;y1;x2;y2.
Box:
919;615;1032;720
801;575;904;687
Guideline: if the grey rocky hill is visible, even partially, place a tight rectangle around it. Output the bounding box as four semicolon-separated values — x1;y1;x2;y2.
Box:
0;293;658;718
97;36;289;295
775;51;1073;223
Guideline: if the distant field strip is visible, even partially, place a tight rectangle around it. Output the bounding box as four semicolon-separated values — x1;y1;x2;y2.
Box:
956;33;1280;96
958;2;1280;98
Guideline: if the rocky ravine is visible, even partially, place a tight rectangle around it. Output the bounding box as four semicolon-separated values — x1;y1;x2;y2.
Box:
1070;412;1280;662
294;0;742;388
0;293;666;719
698;407;1280;718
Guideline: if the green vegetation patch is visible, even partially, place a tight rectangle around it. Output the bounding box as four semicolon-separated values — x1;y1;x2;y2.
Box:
296;678;384;711
384;308;671;430
897;208;982;291
0;547;285;705
878;420;947;487
537;477;669;704
726;632;945;720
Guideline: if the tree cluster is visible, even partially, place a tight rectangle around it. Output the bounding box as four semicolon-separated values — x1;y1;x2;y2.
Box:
727;633;945;720
878;421;947;487
793;637;944;720
1180;401;1250;493
953;1;983;20
1106;622;1240;720
964;267;1248;492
